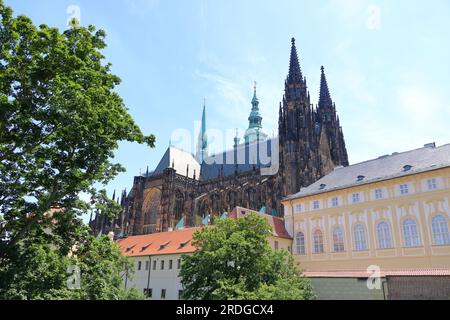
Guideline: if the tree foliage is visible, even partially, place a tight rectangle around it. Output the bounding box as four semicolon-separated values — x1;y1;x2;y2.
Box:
180;213;316;300
0;1;152;299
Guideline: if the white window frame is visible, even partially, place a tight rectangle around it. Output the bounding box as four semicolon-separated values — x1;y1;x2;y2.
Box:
427;178;438;191
377;221;393;249
295;232;306;255
399;184;409;195
402;219;421;247
333;227;345;252
312;200;320;210
313;229;324;254
352;193;360;204
331;197;339;207
353;224;367;251
431;215;450;246
374;188;383;200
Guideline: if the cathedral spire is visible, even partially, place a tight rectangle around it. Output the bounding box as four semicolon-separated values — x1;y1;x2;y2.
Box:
244;82;267;144
287;38;303;83
318;66;333;108
196;100;208;163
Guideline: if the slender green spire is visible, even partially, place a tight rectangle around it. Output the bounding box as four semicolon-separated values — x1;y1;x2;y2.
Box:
244;82;267;144
196;99;208;162
248;81;262;130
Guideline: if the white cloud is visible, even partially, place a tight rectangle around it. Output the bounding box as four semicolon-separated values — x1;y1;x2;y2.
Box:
196;50;281;142
195;69;249;129
366;5;382;30
326;0;369;19
397;86;441;122
125;0;159;16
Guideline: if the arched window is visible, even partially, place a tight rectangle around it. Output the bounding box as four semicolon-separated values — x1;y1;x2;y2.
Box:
333;227;345;252
313;229;324;253
295;232;306;255
402;219;420;247
354;224;367;251
432;215;450;245
377;221;393;249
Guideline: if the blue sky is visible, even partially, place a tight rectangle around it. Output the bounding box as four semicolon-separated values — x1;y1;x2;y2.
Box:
6;0;450;206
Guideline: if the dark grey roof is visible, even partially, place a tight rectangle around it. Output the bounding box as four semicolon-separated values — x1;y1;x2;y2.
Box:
200;138;277;180
287;143;450;199
149;146;201;180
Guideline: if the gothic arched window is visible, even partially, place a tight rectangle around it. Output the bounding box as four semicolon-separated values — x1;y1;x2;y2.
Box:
432;215;450;245
174;192;184;223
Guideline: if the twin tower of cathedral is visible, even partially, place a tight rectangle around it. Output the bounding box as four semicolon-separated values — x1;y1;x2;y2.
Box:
196;37;348;194
90;37;349;236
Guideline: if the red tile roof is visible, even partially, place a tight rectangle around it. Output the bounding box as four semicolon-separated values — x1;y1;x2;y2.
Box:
116;227;201;257
303;269;450;278
117;207;292;257
229;207;292;239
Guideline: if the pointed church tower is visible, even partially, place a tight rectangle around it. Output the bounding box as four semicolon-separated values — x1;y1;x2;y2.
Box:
278;38;317;196
244;82;267;144
196;101;208;163
317;66;349;167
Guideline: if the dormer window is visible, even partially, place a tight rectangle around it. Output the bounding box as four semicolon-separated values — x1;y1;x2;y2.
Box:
141;243;151;251
179;240;190;248
357;175;365;182
319;184;326;190
126;244;136;252
403;165;413;172
159;241;171;250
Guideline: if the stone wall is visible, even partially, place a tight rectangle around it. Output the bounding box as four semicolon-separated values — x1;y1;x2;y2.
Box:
387;276;450;300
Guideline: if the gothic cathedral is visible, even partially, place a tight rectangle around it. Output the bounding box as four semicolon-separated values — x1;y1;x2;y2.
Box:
90;38;349;236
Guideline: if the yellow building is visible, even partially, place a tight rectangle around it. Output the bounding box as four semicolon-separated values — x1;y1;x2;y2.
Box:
282;143;450;299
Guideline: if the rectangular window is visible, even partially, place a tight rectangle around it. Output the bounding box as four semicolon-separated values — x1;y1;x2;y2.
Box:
427;178;437;190
169;260;173;270
400;184;409;195
177;259;181;269
145;261;149;271
178;290;184;300
137;261;142;271
294;204;302;213
352;193;360;203
143;288;152;298
161;289;166;299
313;200;320;210
374;189;383;200
152;260;156;270
161;260;165;270
274;241;279;250
331;197;339;207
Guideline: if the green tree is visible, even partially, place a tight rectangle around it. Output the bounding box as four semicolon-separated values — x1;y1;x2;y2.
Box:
180;213;316;300
0;1;152;299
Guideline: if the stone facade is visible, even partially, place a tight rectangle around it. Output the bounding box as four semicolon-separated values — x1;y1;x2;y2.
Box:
91;38;348;236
